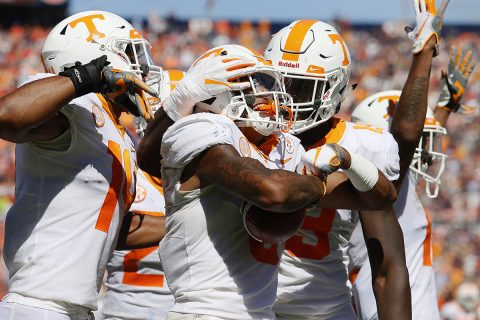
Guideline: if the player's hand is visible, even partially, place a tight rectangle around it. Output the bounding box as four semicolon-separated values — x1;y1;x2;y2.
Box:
437;46;477;112
297;144;351;180
102;66;158;121
405;0;450;56
58;55;110;98
162;55;257;121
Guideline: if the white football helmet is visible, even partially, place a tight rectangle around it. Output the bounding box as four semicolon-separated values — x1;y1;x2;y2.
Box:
264;19;351;134
456;282;480;312
194;45;294;136
135;69;185;137
41;11;162;89
352;90;448;198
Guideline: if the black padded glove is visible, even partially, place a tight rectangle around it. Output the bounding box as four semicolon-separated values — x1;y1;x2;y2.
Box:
59;55;110;97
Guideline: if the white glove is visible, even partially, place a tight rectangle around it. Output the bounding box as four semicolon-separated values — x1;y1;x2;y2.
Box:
437;46;477;112
162;55;257;121
405;0;450;56
297;144;347;180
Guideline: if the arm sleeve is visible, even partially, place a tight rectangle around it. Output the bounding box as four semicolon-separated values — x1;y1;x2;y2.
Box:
380;132;400;181
161;113;237;169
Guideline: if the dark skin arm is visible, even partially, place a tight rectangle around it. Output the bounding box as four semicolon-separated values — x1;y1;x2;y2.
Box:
390;37;436;190
137;108;174;178
184;144;396;212
433;106;451;127
0;76;73;143
116;212;166;250
185;144;326;212
360;207;411;320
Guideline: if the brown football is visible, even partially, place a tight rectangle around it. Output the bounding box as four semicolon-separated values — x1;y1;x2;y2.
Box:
241;202;306;244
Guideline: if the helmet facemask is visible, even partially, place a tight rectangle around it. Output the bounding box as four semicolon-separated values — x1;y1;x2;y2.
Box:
409;123;448;198
225;69;293;136
283;67;349;134
111;37;163;92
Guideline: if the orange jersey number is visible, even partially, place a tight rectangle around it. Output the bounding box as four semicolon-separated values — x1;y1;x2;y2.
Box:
123;246;165;287
249;238;280;265
95;140;135;233
285;208;336;259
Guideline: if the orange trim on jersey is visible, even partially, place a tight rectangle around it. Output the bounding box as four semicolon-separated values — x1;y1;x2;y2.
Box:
123;246;165;287
349;267;361;284
141;170;164;195
423;209;433;266
123;149;135;210
131;210;165;217
281;20;317;62
249;134;280;163
96;141;124;233
305;118;346;151
96;94;125;137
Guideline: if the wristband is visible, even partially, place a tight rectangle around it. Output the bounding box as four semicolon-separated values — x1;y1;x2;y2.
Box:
344;153;379;192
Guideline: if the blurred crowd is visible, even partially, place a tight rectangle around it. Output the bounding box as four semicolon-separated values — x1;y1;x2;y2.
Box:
0;17;479;315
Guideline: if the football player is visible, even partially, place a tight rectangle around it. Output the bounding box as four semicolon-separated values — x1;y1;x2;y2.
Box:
102;70;185;320
349;45;476;319
0;11;159;320
138;44;398;319
263;16;419;319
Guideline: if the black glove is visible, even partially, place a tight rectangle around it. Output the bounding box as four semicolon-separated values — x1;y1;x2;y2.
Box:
59;55;110;97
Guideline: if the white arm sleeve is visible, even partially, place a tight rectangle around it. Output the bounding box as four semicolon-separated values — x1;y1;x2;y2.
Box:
161;113;237;169
380;132;400;181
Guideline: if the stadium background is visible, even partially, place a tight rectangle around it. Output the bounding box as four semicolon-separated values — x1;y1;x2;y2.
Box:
0;0;479;311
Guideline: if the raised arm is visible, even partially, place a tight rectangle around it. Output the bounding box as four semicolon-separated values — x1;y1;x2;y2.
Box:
138;54;256;177
360;208;411;320
390;0;449;189
0;75;74;143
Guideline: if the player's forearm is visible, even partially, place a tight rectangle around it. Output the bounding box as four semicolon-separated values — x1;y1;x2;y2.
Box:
198;144;325;212
0;76;75;142
137;108;175;178
433;106;451;127
390;38;436;186
354;170;397;210
361;208;411;320
116;213;166;250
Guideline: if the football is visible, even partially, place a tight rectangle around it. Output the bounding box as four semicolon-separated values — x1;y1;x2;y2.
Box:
241;202;306;244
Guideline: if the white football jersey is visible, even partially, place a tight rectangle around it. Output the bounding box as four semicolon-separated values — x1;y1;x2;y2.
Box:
4;73;136;311
103;170;174;320
160;113;303;320
273;118;400;319
348;173;439;320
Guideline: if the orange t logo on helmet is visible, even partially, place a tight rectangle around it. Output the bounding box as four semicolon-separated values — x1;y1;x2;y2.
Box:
69;14;106;42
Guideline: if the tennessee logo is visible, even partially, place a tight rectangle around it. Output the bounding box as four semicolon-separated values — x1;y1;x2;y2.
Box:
69;14;106;42
285;137;295;154
92;105;105;127
135;185;147;203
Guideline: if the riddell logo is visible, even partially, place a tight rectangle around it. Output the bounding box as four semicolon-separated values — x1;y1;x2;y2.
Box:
278;61;300;68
